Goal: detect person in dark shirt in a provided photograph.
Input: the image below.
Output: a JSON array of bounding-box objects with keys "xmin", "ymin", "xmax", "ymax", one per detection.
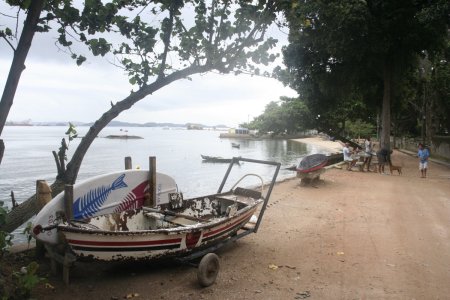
[
  {"xmin": 376, "ymin": 147, "xmax": 390, "ymax": 174},
  {"xmin": 417, "ymin": 143, "xmax": 430, "ymax": 178}
]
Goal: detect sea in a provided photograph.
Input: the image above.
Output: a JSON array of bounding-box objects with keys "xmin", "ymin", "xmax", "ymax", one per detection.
[{"xmin": 0, "ymin": 126, "xmax": 332, "ymax": 242}]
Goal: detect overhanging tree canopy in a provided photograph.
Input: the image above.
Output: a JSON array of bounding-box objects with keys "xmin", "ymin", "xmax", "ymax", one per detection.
[{"xmin": 277, "ymin": 0, "xmax": 449, "ymax": 148}]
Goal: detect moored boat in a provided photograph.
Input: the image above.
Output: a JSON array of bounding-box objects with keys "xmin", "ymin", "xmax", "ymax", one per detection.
[{"xmin": 201, "ymin": 154, "xmax": 234, "ymax": 163}]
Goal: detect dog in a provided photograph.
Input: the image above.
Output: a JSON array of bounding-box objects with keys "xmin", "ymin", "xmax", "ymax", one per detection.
[{"xmin": 389, "ymin": 163, "xmax": 402, "ymax": 175}]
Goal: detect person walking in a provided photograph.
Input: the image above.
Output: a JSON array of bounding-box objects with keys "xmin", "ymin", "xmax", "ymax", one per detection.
[
  {"xmin": 363, "ymin": 137, "xmax": 373, "ymax": 171},
  {"xmin": 417, "ymin": 143, "xmax": 430, "ymax": 178}
]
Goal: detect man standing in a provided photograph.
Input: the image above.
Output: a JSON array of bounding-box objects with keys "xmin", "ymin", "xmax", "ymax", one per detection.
[
  {"xmin": 376, "ymin": 147, "xmax": 390, "ymax": 174},
  {"xmin": 343, "ymin": 142, "xmax": 357, "ymax": 170},
  {"xmin": 363, "ymin": 137, "xmax": 373, "ymax": 171},
  {"xmin": 417, "ymin": 143, "xmax": 430, "ymax": 178}
]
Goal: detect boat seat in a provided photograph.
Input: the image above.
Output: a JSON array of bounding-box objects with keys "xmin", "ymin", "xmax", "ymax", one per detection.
[{"xmin": 233, "ymin": 187, "xmax": 261, "ymax": 199}]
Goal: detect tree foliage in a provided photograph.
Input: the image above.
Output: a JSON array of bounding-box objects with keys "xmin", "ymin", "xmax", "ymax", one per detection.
[
  {"xmin": 277, "ymin": 0, "xmax": 449, "ymax": 146},
  {"xmin": 248, "ymin": 96, "xmax": 313, "ymax": 135},
  {"xmin": 345, "ymin": 119, "xmax": 375, "ymax": 140}
]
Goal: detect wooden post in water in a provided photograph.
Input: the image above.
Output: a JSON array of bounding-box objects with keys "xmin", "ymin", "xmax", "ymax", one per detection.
[
  {"xmin": 125, "ymin": 156, "xmax": 132, "ymax": 170},
  {"xmin": 35, "ymin": 180, "xmax": 53, "ymax": 258},
  {"xmin": 36, "ymin": 180, "xmax": 52, "ymax": 209},
  {"xmin": 64, "ymin": 185, "xmax": 74, "ymax": 221},
  {"xmin": 10, "ymin": 191, "xmax": 17, "ymax": 208},
  {"xmin": 146, "ymin": 156, "xmax": 156, "ymax": 207}
]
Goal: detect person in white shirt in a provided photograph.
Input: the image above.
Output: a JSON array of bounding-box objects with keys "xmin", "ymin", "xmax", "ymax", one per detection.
[{"xmin": 343, "ymin": 142, "xmax": 357, "ymax": 170}]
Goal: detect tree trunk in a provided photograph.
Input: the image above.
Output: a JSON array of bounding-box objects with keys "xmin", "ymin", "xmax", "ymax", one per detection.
[
  {"xmin": 0, "ymin": 139, "xmax": 4, "ymax": 164},
  {"xmin": 425, "ymin": 87, "xmax": 434, "ymax": 147},
  {"xmin": 392, "ymin": 118, "xmax": 397, "ymax": 148},
  {"xmin": 0, "ymin": 0, "xmax": 45, "ymax": 168},
  {"xmin": 0, "ymin": 0, "xmax": 44, "ymax": 136},
  {"xmin": 380, "ymin": 63, "xmax": 391, "ymax": 150}
]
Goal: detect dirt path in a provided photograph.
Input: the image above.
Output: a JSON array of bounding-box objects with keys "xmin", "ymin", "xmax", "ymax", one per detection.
[{"xmin": 32, "ymin": 150, "xmax": 450, "ymax": 299}]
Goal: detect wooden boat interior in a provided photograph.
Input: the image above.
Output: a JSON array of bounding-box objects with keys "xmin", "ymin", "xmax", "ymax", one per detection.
[{"xmin": 69, "ymin": 187, "xmax": 263, "ymax": 233}]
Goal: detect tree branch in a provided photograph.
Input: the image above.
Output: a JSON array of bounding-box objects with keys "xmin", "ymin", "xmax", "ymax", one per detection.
[
  {"xmin": 52, "ymin": 150, "xmax": 61, "ymax": 175},
  {"xmin": 0, "ymin": 0, "xmax": 45, "ymax": 137},
  {"xmin": 0, "ymin": 139, "xmax": 4, "ymax": 165},
  {"xmin": 213, "ymin": 0, "xmax": 229, "ymax": 48},
  {"xmin": 157, "ymin": 2, "xmax": 175, "ymax": 79},
  {"xmin": 1, "ymin": 35, "xmax": 16, "ymax": 51}
]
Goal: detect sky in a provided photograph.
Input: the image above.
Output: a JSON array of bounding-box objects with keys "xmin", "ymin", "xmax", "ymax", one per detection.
[{"xmin": 0, "ymin": 3, "xmax": 298, "ymax": 128}]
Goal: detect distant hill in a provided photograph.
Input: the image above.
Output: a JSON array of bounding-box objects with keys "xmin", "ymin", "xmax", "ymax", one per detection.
[{"xmin": 7, "ymin": 120, "xmax": 230, "ymax": 129}]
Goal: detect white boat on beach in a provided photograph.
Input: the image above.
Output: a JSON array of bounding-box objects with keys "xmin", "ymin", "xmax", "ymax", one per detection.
[{"xmin": 32, "ymin": 157, "xmax": 280, "ymax": 285}]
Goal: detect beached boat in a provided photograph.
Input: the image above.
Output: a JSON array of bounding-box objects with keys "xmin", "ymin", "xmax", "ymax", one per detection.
[
  {"xmin": 201, "ymin": 154, "xmax": 233, "ymax": 163},
  {"xmin": 231, "ymin": 143, "xmax": 240, "ymax": 148},
  {"xmin": 57, "ymin": 190, "xmax": 260, "ymax": 262},
  {"xmin": 285, "ymin": 153, "xmax": 343, "ymax": 171},
  {"xmin": 32, "ymin": 157, "xmax": 280, "ymax": 285},
  {"xmin": 296, "ymin": 153, "xmax": 328, "ymax": 173}
]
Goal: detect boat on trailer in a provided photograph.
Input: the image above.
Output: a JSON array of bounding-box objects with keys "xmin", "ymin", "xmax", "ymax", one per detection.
[
  {"xmin": 58, "ymin": 187, "xmax": 263, "ymax": 262},
  {"xmin": 32, "ymin": 157, "xmax": 280, "ymax": 286}
]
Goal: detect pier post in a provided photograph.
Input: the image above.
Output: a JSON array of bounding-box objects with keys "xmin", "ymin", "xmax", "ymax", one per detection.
[
  {"xmin": 36, "ymin": 180, "xmax": 52, "ymax": 209},
  {"xmin": 146, "ymin": 156, "xmax": 156, "ymax": 207},
  {"xmin": 125, "ymin": 156, "xmax": 132, "ymax": 170},
  {"xmin": 35, "ymin": 180, "xmax": 52, "ymax": 258},
  {"xmin": 64, "ymin": 185, "xmax": 74, "ymax": 221}
]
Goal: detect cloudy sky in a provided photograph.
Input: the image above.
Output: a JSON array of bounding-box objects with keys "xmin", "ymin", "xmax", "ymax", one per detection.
[{"xmin": 0, "ymin": 3, "xmax": 298, "ymax": 128}]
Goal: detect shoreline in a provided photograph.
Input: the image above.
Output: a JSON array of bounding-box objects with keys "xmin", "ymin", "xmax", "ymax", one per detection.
[{"xmin": 291, "ymin": 135, "xmax": 344, "ymax": 153}]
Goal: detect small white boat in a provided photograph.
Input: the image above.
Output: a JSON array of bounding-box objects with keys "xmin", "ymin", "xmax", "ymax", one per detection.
[
  {"xmin": 33, "ymin": 157, "xmax": 280, "ymax": 270},
  {"xmin": 57, "ymin": 187, "xmax": 263, "ymax": 262}
]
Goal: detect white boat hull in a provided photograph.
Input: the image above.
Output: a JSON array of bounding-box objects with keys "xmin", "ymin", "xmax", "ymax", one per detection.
[{"xmin": 59, "ymin": 197, "xmax": 260, "ymax": 261}]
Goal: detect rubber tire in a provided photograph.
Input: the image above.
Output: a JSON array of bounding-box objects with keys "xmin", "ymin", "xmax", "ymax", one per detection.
[{"xmin": 197, "ymin": 253, "xmax": 220, "ymax": 287}]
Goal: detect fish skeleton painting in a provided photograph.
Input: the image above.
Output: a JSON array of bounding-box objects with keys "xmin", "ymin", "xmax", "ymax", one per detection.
[
  {"xmin": 114, "ymin": 181, "xmax": 149, "ymax": 213},
  {"xmin": 73, "ymin": 174, "xmax": 128, "ymax": 219}
]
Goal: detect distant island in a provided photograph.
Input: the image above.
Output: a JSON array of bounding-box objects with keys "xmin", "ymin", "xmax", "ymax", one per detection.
[{"xmin": 5, "ymin": 120, "xmax": 230, "ymax": 129}]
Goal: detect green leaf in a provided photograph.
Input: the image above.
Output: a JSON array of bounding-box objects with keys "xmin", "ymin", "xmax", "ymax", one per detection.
[{"xmin": 76, "ymin": 55, "xmax": 86, "ymax": 66}]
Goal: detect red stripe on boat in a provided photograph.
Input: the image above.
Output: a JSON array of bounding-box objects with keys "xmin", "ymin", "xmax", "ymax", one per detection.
[
  {"xmin": 66, "ymin": 238, "xmax": 182, "ymax": 247},
  {"xmin": 296, "ymin": 161, "xmax": 327, "ymax": 173},
  {"xmin": 203, "ymin": 211, "xmax": 253, "ymax": 238}
]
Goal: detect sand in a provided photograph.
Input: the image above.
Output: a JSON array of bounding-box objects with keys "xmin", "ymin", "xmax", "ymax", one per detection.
[
  {"xmin": 27, "ymin": 140, "xmax": 450, "ymax": 299},
  {"xmin": 292, "ymin": 136, "xmax": 345, "ymax": 153}
]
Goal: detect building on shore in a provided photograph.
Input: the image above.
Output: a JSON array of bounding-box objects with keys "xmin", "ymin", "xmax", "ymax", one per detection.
[{"xmin": 219, "ymin": 127, "xmax": 257, "ymax": 138}]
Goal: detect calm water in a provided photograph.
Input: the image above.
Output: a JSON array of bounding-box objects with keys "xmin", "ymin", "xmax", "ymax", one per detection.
[{"xmin": 1, "ymin": 126, "xmax": 332, "ymax": 241}]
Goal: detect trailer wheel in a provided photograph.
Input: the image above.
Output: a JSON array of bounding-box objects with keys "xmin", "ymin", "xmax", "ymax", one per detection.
[{"xmin": 197, "ymin": 253, "xmax": 220, "ymax": 287}]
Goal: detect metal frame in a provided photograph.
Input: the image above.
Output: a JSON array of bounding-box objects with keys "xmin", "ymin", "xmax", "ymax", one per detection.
[
  {"xmin": 178, "ymin": 157, "xmax": 280, "ymax": 263},
  {"xmin": 217, "ymin": 157, "xmax": 280, "ymax": 233}
]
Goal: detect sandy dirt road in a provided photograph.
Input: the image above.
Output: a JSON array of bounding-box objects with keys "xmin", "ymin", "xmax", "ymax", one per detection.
[{"xmin": 33, "ymin": 150, "xmax": 450, "ymax": 299}]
